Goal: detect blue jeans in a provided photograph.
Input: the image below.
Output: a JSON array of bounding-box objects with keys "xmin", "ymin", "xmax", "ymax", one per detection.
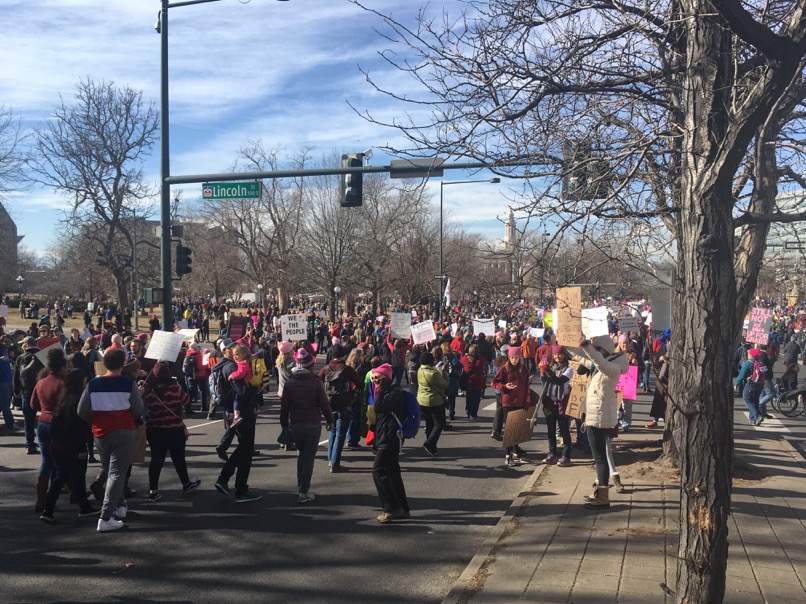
[
  {"xmin": 743, "ymin": 381, "xmax": 763, "ymax": 422},
  {"xmin": 759, "ymin": 379, "xmax": 775, "ymax": 412},
  {"xmin": 327, "ymin": 409, "xmax": 351, "ymax": 468},
  {"xmin": 37, "ymin": 422, "xmax": 54, "ymax": 478},
  {"xmin": 0, "ymin": 382, "xmax": 13, "ymax": 429},
  {"xmin": 346, "ymin": 399, "xmax": 362, "ymax": 447},
  {"xmin": 22, "ymin": 391, "xmax": 37, "ymax": 448}
]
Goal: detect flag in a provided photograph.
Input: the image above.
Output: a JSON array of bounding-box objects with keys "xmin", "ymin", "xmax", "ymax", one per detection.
[{"xmin": 444, "ymin": 278, "xmax": 451, "ymax": 308}]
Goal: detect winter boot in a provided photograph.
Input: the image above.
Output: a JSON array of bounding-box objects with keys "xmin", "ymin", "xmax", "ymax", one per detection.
[
  {"xmin": 582, "ymin": 482, "xmax": 599, "ymax": 503},
  {"xmin": 584, "ymin": 486, "xmax": 611, "ymax": 509},
  {"xmin": 612, "ymin": 473, "xmax": 625, "ymax": 493},
  {"xmin": 35, "ymin": 475, "xmax": 49, "ymax": 514}
]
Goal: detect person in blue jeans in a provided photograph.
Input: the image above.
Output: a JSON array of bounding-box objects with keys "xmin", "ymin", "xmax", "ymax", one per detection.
[
  {"xmin": 0, "ymin": 334, "xmax": 16, "ymax": 432},
  {"xmin": 319, "ymin": 344, "xmax": 362, "ymax": 473},
  {"xmin": 13, "ymin": 337, "xmax": 43, "ymax": 455},
  {"xmin": 735, "ymin": 347, "xmax": 765, "ymax": 426}
]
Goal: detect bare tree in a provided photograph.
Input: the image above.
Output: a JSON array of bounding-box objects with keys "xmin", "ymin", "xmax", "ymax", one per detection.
[
  {"xmin": 354, "ymin": 1, "xmax": 806, "ymax": 601},
  {"xmin": 27, "ymin": 79, "xmax": 158, "ymax": 311}
]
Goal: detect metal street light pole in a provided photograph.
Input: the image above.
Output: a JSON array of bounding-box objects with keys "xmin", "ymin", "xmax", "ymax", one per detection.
[
  {"xmin": 334, "ymin": 286, "xmax": 341, "ymax": 322},
  {"xmin": 438, "ymin": 177, "xmax": 501, "ymax": 324},
  {"xmin": 540, "ymin": 231, "xmax": 550, "ymax": 303}
]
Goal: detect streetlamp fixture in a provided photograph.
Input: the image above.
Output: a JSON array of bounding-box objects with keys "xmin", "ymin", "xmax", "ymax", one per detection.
[
  {"xmin": 438, "ymin": 177, "xmax": 501, "ymax": 323},
  {"xmin": 257, "ymin": 283, "xmax": 263, "ymax": 310},
  {"xmin": 16, "ymin": 274, "xmax": 23, "ymax": 296},
  {"xmin": 333, "ymin": 286, "xmax": 341, "ymax": 321},
  {"xmin": 156, "ymin": 0, "xmax": 289, "ymax": 330},
  {"xmin": 540, "ymin": 231, "xmax": 550, "ymax": 302}
]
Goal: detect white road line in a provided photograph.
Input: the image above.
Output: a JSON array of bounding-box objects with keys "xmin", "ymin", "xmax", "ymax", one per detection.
[
  {"xmin": 186, "ymin": 420, "xmax": 221, "ymax": 430},
  {"xmin": 743, "ymin": 412, "xmax": 790, "ymax": 433},
  {"xmin": 483, "ymin": 402, "xmax": 497, "ymax": 411}
]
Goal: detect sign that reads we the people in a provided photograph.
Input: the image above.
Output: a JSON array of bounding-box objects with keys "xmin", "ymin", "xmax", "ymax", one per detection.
[
  {"xmin": 280, "ymin": 314, "xmax": 308, "ymax": 342},
  {"xmin": 746, "ymin": 306, "xmax": 773, "ymax": 345}
]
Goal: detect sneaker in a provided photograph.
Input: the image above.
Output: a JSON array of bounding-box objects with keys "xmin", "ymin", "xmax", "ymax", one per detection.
[
  {"xmin": 147, "ymin": 491, "xmax": 162, "ymax": 503},
  {"xmin": 26, "ymin": 446, "xmax": 39, "ymax": 455},
  {"xmin": 423, "ymin": 444, "xmax": 438, "ymax": 458},
  {"xmin": 115, "ymin": 506, "xmax": 127, "ymax": 519},
  {"xmin": 183, "ymin": 478, "xmax": 202, "ymax": 493},
  {"xmin": 347, "ymin": 444, "xmax": 362, "ymax": 451},
  {"xmin": 753, "ymin": 417, "xmax": 764, "ymax": 426},
  {"xmin": 235, "ymin": 490, "xmax": 262, "ymax": 503},
  {"xmin": 87, "ymin": 455, "xmax": 99, "ymax": 464},
  {"xmin": 557, "ymin": 457, "xmax": 572, "ymax": 467},
  {"xmin": 206, "ymin": 414, "xmax": 219, "ymax": 420},
  {"xmin": 40, "ymin": 512, "xmax": 56, "ymax": 524},
  {"xmin": 543, "ymin": 453, "xmax": 558, "ymax": 465},
  {"xmin": 505, "ymin": 454, "xmax": 516, "ymax": 467},
  {"xmin": 97, "ymin": 517, "xmax": 125, "ymax": 532},
  {"xmin": 78, "ymin": 506, "xmax": 101, "ymax": 517},
  {"xmin": 296, "ymin": 492, "xmax": 316, "ymax": 504},
  {"xmin": 329, "ymin": 465, "xmax": 348, "ymax": 473},
  {"xmin": 646, "ymin": 420, "xmax": 658, "ymax": 428},
  {"xmin": 490, "ymin": 431, "xmax": 503, "ymax": 441},
  {"xmin": 214, "ymin": 479, "xmax": 231, "ymax": 496},
  {"xmin": 763, "ymin": 413, "xmax": 774, "ymax": 419},
  {"xmin": 229, "ymin": 416, "xmax": 243, "ymax": 429},
  {"xmin": 215, "ymin": 445, "xmax": 229, "ymax": 461}
]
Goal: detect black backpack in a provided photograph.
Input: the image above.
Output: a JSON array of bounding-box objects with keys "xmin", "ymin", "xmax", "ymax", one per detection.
[
  {"xmin": 325, "ymin": 366, "xmax": 353, "ymax": 410},
  {"xmin": 19, "ymin": 354, "xmax": 44, "ymax": 392},
  {"xmin": 182, "ymin": 353, "xmax": 196, "ymax": 379},
  {"xmin": 212, "ymin": 365, "xmax": 235, "ymax": 409}
]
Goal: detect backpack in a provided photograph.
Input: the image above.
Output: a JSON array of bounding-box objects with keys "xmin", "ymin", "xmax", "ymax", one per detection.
[
  {"xmin": 394, "ymin": 390, "xmax": 421, "ymax": 440},
  {"xmin": 20, "ymin": 354, "xmax": 44, "ymax": 392},
  {"xmin": 325, "ymin": 365, "xmax": 353, "ymax": 410},
  {"xmin": 750, "ymin": 360, "xmax": 767, "ymax": 383},
  {"xmin": 212, "ymin": 365, "xmax": 235, "ymax": 409},
  {"xmin": 250, "ymin": 357, "xmax": 268, "ymax": 389},
  {"xmin": 182, "ymin": 353, "xmax": 197, "ymax": 379}
]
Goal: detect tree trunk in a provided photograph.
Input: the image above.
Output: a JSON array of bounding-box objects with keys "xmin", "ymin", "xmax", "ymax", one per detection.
[
  {"xmin": 674, "ymin": 7, "xmax": 736, "ymax": 601},
  {"xmin": 116, "ymin": 275, "xmax": 130, "ymax": 315}
]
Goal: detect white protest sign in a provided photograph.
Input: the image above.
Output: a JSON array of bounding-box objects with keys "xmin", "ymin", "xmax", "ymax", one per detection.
[
  {"xmin": 411, "ymin": 309, "xmax": 418, "ymax": 318},
  {"xmin": 472, "ymin": 318, "xmax": 495, "ymax": 337},
  {"xmin": 176, "ymin": 329, "xmax": 199, "ymax": 342},
  {"xmin": 87, "ymin": 302, "xmax": 95, "ymax": 311},
  {"xmin": 410, "ymin": 321, "xmax": 437, "ymax": 345},
  {"xmin": 0, "ymin": 305, "xmax": 7, "ymax": 319},
  {"xmin": 34, "ymin": 342, "xmax": 63, "ymax": 366},
  {"xmin": 176, "ymin": 320, "xmax": 189, "ymax": 330},
  {"xmin": 451, "ymin": 322, "xmax": 458, "ymax": 336},
  {"xmin": 144, "ymin": 330, "xmax": 186, "ymax": 362},
  {"xmin": 498, "ymin": 319, "xmax": 507, "ymax": 329},
  {"xmin": 581, "ymin": 306, "xmax": 609, "ymax": 338},
  {"xmin": 280, "ymin": 314, "xmax": 308, "ymax": 341},
  {"xmin": 391, "ymin": 313, "xmax": 411, "ymax": 339},
  {"xmin": 530, "ymin": 327, "xmax": 544, "ymax": 338},
  {"xmin": 618, "ymin": 315, "xmax": 640, "ymax": 333}
]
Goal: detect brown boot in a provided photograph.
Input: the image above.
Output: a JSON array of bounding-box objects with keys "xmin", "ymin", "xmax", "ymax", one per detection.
[
  {"xmin": 584, "ymin": 486, "xmax": 611, "ymax": 509},
  {"xmin": 35, "ymin": 475, "xmax": 49, "ymax": 514},
  {"xmin": 582, "ymin": 482, "xmax": 599, "ymax": 503}
]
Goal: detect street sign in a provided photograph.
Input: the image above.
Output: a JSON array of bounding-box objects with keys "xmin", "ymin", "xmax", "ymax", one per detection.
[
  {"xmin": 390, "ymin": 158, "xmax": 445, "ymax": 179},
  {"xmin": 784, "ymin": 241, "xmax": 805, "ymax": 250},
  {"xmin": 202, "ymin": 181, "xmax": 261, "ymax": 200},
  {"xmin": 434, "ymin": 274, "xmax": 448, "ymax": 279}
]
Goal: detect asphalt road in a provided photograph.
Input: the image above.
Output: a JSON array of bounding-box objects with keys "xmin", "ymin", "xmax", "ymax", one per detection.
[{"xmin": 0, "ymin": 374, "xmax": 538, "ymax": 604}]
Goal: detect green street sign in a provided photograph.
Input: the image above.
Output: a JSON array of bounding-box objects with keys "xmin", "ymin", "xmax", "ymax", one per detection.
[{"xmin": 202, "ymin": 181, "xmax": 261, "ymax": 200}]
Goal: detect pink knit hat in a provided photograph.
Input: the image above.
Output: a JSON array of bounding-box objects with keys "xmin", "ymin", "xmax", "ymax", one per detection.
[
  {"xmin": 277, "ymin": 340, "xmax": 293, "ymax": 354},
  {"xmin": 371, "ymin": 363, "xmax": 393, "ymax": 380},
  {"xmin": 294, "ymin": 348, "xmax": 315, "ymax": 368}
]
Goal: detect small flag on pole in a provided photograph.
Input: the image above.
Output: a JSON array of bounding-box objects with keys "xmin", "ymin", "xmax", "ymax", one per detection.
[{"xmin": 444, "ymin": 278, "xmax": 451, "ymax": 308}]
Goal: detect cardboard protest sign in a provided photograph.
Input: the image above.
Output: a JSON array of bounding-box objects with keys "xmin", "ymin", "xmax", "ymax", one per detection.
[
  {"xmin": 34, "ymin": 342, "xmax": 63, "ymax": 366},
  {"xmin": 746, "ymin": 306, "xmax": 773, "ymax": 345},
  {"xmin": 617, "ymin": 315, "xmax": 640, "ymax": 333},
  {"xmin": 565, "ymin": 360, "xmax": 589, "ymax": 419},
  {"xmin": 556, "ymin": 287, "xmax": 582, "ymax": 347},
  {"xmin": 472, "ymin": 318, "xmax": 495, "ymax": 337},
  {"xmin": 144, "ymin": 330, "xmax": 185, "ymax": 362},
  {"xmin": 95, "ymin": 361, "xmax": 107, "ymax": 376},
  {"xmin": 616, "ymin": 366, "xmax": 639, "ymax": 400},
  {"xmin": 390, "ymin": 313, "xmax": 411, "ymax": 339},
  {"xmin": 410, "ymin": 321, "xmax": 437, "ymax": 345},
  {"xmin": 503, "ymin": 406, "xmax": 537, "ymax": 448},
  {"xmin": 0, "ymin": 304, "xmax": 8, "ymax": 319},
  {"xmin": 280, "ymin": 314, "xmax": 307, "ymax": 341}
]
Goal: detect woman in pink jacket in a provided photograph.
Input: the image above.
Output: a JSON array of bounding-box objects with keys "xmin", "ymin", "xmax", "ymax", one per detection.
[{"xmin": 490, "ymin": 347, "xmax": 532, "ymax": 466}]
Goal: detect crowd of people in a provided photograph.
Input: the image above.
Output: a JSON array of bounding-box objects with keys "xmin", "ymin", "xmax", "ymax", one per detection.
[{"xmin": 3, "ymin": 293, "xmax": 800, "ymax": 530}]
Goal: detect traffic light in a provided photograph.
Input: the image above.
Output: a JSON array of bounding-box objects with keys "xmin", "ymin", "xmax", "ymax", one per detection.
[
  {"xmin": 340, "ymin": 153, "xmax": 364, "ymax": 207},
  {"xmin": 176, "ymin": 245, "xmax": 193, "ymax": 276},
  {"xmin": 561, "ymin": 140, "xmax": 610, "ymax": 201}
]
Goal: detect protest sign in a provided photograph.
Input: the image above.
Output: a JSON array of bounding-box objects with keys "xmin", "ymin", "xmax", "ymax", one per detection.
[
  {"xmin": 746, "ymin": 306, "xmax": 773, "ymax": 345},
  {"xmin": 530, "ymin": 327, "xmax": 544, "ymax": 338},
  {"xmin": 280, "ymin": 314, "xmax": 307, "ymax": 341},
  {"xmin": 556, "ymin": 287, "xmax": 582, "ymax": 347},
  {"xmin": 176, "ymin": 320, "xmax": 188, "ymax": 330},
  {"xmin": 616, "ymin": 366, "xmax": 639, "ymax": 400},
  {"xmin": 34, "ymin": 342, "xmax": 62, "ymax": 366},
  {"xmin": 472, "ymin": 318, "xmax": 495, "ymax": 337},
  {"xmin": 581, "ymin": 306, "xmax": 609, "ymax": 338},
  {"xmin": 543, "ymin": 311, "xmax": 554, "ymax": 329},
  {"xmin": 410, "ymin": 321, "xmax": 437, "ymax": 345},
  {"xmin": 498, "ymin": 319, "xmax": 507, "ymax": 329},
  {"xmin": 87, "ymin": 302, "xmax": 95, "ymax": 311},
  {"xmin": 502, "ymin": 406, "xmax": 537, "ymax": 449},
  {"xmin": 451, "ymin": 322, "xmax": 459, "ymax": 336},
  {"xmin": 0, "ymin": 305, "xmax": 7, "ymax": 319},
  {"xmin": 176, "ymin": 329, "xmax": 199, "ymax": 343},
  {"xmin": 390, "ymin": 313, "xmax": 412, "ymax": 339},
  {"xmin": 94, "ymin": 361, "xmax": 107, "ymax": 376},
  {"xmin": 144, "ymin": 330, "xmax": 185, "ymax": 362},
  {"xmin": 617, "ymin": 315, "xmax": 640, "ymax": 333},
  {"xmin": 565, "ymin": 360, "xmax": 588, "ymax": 419}
]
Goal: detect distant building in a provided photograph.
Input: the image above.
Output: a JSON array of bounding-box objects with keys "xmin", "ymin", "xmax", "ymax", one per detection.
[{"xmin": 0, "ymin": 202, "xmax": 23, "ymax": 293}]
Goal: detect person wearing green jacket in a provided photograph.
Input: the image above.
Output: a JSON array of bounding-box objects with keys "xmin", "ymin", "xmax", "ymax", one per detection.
[{"xmin": 416, "ymin": 351, "xmax": 449, "ymax": 457}]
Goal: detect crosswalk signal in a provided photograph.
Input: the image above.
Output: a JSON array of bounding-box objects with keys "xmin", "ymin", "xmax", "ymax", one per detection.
[
  {"xmin": 340, "ymin": 153, "xmax": 364, "ymax": 207},
  {"xmin": 176, "ymin": 245, "xmax": 193, "ymax": 276}
]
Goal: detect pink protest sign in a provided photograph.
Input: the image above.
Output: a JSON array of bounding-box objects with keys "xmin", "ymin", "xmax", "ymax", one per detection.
[
  {"xmin": 746, "ymin": 307, "xmax": 773, "ymax": 345},
  {"xmin": 616, "ymin": 366, "xmax": 638, "ymax": 400}
]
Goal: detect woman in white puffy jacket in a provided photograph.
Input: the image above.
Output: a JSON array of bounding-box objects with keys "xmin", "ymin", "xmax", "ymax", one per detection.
[{"xmin": 574, "ymin": 333, "xmax": 628, "ymax": 509}]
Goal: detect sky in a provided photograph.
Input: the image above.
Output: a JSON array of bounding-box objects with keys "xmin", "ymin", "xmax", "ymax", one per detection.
[{"xmin": 0, "ymin": 0, "xmax": 512, "ymax": 255}]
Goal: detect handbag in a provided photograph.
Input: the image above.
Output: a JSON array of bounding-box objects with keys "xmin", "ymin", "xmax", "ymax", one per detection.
[{"xmin": 277, "ymin": 427, "xmax": 293, "ymax": 446}]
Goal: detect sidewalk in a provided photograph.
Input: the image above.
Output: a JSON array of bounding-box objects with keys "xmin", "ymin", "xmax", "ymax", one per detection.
[{"xmin": 443, "ymin": 400, "xmax": 806, "ymax": 604}]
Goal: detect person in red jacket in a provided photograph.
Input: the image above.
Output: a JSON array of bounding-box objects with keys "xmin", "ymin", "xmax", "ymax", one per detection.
[
  {"xmin": 491, "ymin": 346, "xmax": 532, "ymax": 466},
  {"xmin": 460, "ymin": 345, "xmax": 487, "ymax": 419},
  {"xmin": 185, "ymin": 342, "xmax": 211, "ymax": 417}
]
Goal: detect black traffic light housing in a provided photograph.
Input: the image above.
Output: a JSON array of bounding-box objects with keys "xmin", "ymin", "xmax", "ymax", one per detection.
[
  {"xmin": 176, "ymin": 245, "xmax": 193, "ymax": 276},
  {"xmin": 340, "ymin": 153, "xmax": 364, "ymax": 207}
]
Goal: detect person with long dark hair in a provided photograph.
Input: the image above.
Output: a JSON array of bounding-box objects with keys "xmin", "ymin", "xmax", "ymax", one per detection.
[
  {"xmin": 142, "ymin": 362, "xmax": 200, "ymax": 502},
  {"xmin": 40, "ymin": 369, "xmax": 99, "ymax": 522},
  {"xmin": 491, "ymin": 346, "xmax": 532, "ymax": 466}
]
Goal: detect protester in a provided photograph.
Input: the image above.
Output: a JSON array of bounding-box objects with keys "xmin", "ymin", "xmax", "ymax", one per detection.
[
  {"xmin": 539, "ymin": 346, "xmax": 574, "ymax": 467},
  {"xmin": 416, "ymin": 351, "xmax": 449, "ymax": 457},
  {"xmin": 319, "ymin": 344, "xmax": 361, "ymax": 473},
  {"xmin": 491, "ymin": 346, "xmax": 532, "ymax": 466}
]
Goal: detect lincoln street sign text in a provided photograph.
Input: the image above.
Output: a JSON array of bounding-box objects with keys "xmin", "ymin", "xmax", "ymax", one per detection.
[{"xmin": 202, "ymin": 181, "xmax": 261, "ymax": 200}]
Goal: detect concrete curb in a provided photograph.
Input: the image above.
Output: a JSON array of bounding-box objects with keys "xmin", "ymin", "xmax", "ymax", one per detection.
[{"xmin": 441, "ymin": 462, "xmax": 549, "ymax": 604}]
